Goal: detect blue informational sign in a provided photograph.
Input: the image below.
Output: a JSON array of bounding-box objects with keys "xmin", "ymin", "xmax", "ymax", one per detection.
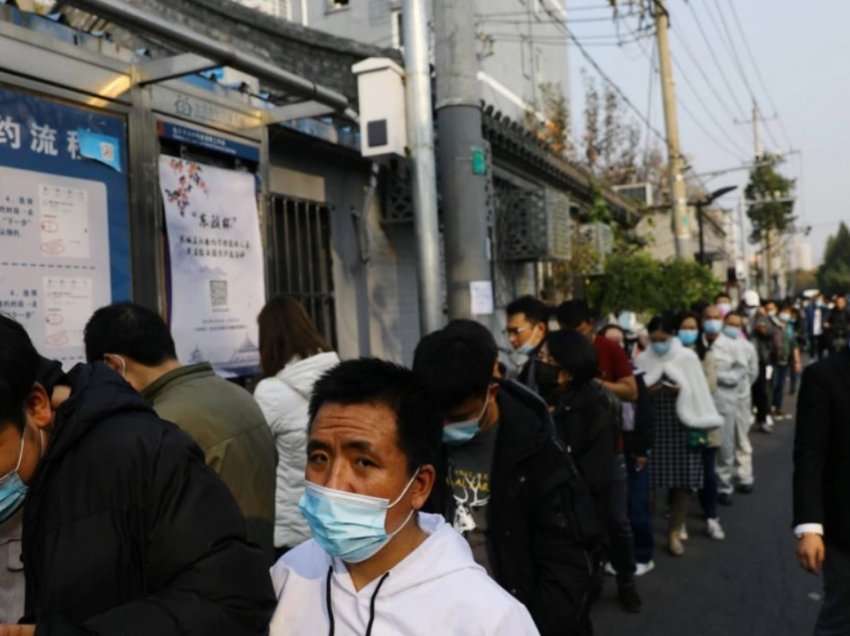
[
  {"xmin": 157, "ymin": 120, "xmax": 260, "ymax": 162},
  {"xmin": 0, "ymin": 85, "xmax": 131, "ymax": 363}
]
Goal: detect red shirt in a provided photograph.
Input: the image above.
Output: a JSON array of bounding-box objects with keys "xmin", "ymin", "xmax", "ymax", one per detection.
[{"xmin": 593, "ymin": 335, "xmax": 633, "ymax": 382}]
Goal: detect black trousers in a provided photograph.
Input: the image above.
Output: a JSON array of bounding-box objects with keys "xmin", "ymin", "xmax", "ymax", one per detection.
[
  {"xmin": 752, "ymin": 364, "xmax": 770, "ymax": 424},
  {"xmin": 607, "ymin": 454, "xmax": 637, "ymax": 581},
  {"xmin": 816, "ymin": 544, "xmax": 850, "ymax": 635}
]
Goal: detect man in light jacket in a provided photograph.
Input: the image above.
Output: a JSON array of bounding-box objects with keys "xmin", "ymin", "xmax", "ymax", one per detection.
[
  {"xmin": 84, "ymin": 303, "xmax": 276, "ymax": 561},
  {"xmin": 269, "ymin": 358, "xmax": 538, "ymax": 635},
  {"xmin": 712, "ymin": 311, "xmax": 759, "ymax": 505}
]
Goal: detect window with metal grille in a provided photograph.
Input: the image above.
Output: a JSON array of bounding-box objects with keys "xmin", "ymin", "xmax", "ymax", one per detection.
[{"xmin": 268, "ymin": 194, "xmax": 337, "ymax": 348}]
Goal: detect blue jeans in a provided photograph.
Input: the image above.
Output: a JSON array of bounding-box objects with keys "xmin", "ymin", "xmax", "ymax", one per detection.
[
  {"xmin": 772, "ymin": 364, "xmax": 789, "ymax": 412},
  {"xmin": 699, "ymin": 447, "xmax": 718, "ymax": 519},
  {"xmin": 626, "ymin": 458, "xmax": 654, "ymax": 564}
]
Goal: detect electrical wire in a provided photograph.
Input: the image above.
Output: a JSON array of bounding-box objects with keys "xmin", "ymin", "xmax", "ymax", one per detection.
[
  {"xmin": 670, "ymin": 27, "xmax": 739, "ymax": 123},
  {"xmin": 725, "ymin": 0, "xmax": 795, "ymax": 151}
]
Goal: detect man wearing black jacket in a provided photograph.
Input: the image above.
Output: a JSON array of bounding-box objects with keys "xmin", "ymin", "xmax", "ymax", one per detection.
[
  {"xmin": 413, "ymin": 320, "xmax": 598, "ymax": 636},
  {"xmin": 0, "ymin": 315, "xmax": 275, "ymax": 634},
  {"xmin": 794, "ymin": 344, "xmax": 850, "ymax": 635}
]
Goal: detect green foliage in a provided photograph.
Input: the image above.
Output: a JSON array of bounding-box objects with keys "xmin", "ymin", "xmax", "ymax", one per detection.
[
  {"xmin": 745, "ymin": 153, "xmax": 796, "ymax": 244},
  {"xmin": 817, "ymin": 222, "xmax": 850, "ymax": 295},
  {"xmin": 588, "ymin": 252, "xmax": 722, "ymax": 316}
]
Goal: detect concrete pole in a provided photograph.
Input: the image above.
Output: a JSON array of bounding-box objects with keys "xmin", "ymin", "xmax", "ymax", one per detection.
[
  {"xmin": 752, "ymin": 99, "xmax": 763, "ymax": 159},
  {"xmin": 403, "ymin": 0, "xmax": 444, "ymax": 335},
  {"xmin": 434, "ymin": 0, "xmax": 494, "ymax": 320},
  {"xmin": 654, "ymin": 0, "xmax": 691, "ymax": 259}
]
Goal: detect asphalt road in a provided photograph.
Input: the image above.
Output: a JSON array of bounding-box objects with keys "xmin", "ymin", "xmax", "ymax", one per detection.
[{"xmin": 593, "ymin": 394, "xmax": 822, "ymax": 636}]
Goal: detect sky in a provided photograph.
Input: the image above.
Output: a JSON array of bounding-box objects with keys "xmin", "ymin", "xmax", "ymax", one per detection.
[{"xmin": 565, "ymin": 0, "xmax": 848, "ymax": 266}]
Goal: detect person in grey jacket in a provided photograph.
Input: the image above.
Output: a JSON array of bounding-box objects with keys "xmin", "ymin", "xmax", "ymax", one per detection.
[{"xmin": 254, "ymin": 296, "xmax": 340, "ymax": 557}]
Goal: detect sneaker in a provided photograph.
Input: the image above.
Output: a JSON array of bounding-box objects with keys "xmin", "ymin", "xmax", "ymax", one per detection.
[
  {"xmin": 718, "ymin": 492, "xmax": 733, "ymax": 506},
  {"xmin": 678, "ymin": 524, "xmax": 689, "ymax": 541},
  {"xmin": 635, "ymin": 561, "xmax": 656, "ymax": 577},
  {"xmin": 736, "ymin": 483, "xmax": 754, "ymax": 495},
  {"xmin": 603, "ymin": 562, "xmax": 617, "ymax": 577},
  {"xmin": 766, "ymin": 414, "xmax": 775, "ymax": 427},
  {"xmin": 706, "ymin": 518, "xmax": 726, "ymax": 540},
  {"xmin": 668, "ymin": 532, "xmax": 685, "ymax": 557},
  {"xmin": 617, "ymin": 580, "xmax": 642, "ymax": 613}
]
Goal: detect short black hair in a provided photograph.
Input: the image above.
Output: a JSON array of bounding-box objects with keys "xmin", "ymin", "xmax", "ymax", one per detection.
[
  {"xmin": 546, "ymin": 330, "xmax": 599, "ymax": 387},
  {"xmin": 308, "ymin": 358, "xmax": 441, "ymax": 475},
  {"xmin": 556, "ymin": 299, "xmax": 593, "ymax": 330},
  {"xmin": 0, "ymin": 315, "xmax": 40, "ymax": 429},
  {"xmin": 506, "ymin": 296, "xmax": 550, "ymax": 324},
  {"xmin": 412, "ymin": 320, "xmax": 497, "ymax": 413},
  {"xmin": 84, "ymin": 302, "xmax": 177, "ymax": 366},
  {"xmin": 647, "ymin": 312, "xmax": 678, "ymax": 335}
]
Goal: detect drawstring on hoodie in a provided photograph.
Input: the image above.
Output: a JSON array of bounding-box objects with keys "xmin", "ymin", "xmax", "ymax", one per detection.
[{"xmin": 325, "ymin": 566, "xmax": 390, "ymax": 636}]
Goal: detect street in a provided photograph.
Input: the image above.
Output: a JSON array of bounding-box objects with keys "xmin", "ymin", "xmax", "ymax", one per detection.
[{"xmin": 594, "ymin": 395, "xmax": 822, "ymax": 636}]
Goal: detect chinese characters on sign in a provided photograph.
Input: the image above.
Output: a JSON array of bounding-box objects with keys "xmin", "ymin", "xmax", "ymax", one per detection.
[
  {"xmin": 0, "ymin": 87, "xmax": 130, "ymax": 365},
  {"xmin": 158, "ymin": 155, "xmax": 265, "ymax": 376}
]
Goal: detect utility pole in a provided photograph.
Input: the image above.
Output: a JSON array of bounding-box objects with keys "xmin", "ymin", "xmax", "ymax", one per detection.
[
  {"xmin": 403, "ymin": 0, "xmax": 444, "ymax": 335},
  {"xmin": 654, "ymin": 0, "xmax": 691, "ymax": 259},
  {"xmin": 434, "ymin": 0, "xmax": 494, "ymax": 321}
]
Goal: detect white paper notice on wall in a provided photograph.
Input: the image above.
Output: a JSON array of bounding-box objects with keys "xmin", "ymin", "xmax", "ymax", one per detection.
[
  {"xmin": 470, "ymin": 280, "xmax": 494, "ymax": 316},
  {"xmin": 39, "ymin": 184, "xmax": 90, "ymax": 259}
]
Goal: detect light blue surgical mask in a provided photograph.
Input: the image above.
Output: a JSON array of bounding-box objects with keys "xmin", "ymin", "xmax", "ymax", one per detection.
[
  {"xmin": 723, "ymin": 326, "xmax": 741, "ymax": 340},
  {"xmin": 0, "ymin": 434, "xmax": 28, "ymax": 524},
  {"xmin": 442, "ymin": 397, "xmax": 490, "ymax": 445},
  {"xmin": 677, "ymin": 329, "xmax": 699, "ymax": 347},
  {"xmin": 703, "ymin": 319, "xmax": 723, "ymax": 335},
  {"xmin": 516, "ymin": 339, "xmax": 539, "ymax": 356},
  {"xmin": 298, "ymin": 470, "xmax": 419, "ymax": 563},
  {"xmin": 651, "ymin": 340, "xmax": 672, "ymax": 356}
]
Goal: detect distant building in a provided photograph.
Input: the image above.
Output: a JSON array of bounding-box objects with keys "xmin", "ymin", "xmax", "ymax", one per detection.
[
  {"xmin": 788, "ymin": 236, "xmax": 814, "ymax": 271},
  {"xmin": 233, "ymin": 0, "xmax": 292, "ymax": 18}
]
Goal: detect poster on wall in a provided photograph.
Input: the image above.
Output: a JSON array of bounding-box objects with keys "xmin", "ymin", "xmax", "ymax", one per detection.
[
  {"xmin": 0, "ymin": 86, "xmax": 131, "ymax": 365},
  {"xmin": 158, "ymin": 155, "xmax": 265, "ymax": 376}
]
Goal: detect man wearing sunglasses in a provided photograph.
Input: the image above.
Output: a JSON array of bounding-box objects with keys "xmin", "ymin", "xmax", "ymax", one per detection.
[{"xmin": 414, "ymin": 320, "xmax": 599, "ymax": 636}]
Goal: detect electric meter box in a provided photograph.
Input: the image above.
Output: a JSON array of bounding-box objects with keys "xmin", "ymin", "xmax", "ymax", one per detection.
[{"xmin": 352, "ymin": 58, "xmax": 407, "ymax": 158}]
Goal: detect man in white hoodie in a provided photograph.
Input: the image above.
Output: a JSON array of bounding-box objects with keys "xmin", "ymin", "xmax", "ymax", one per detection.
[{"xmin": 269, "ymin": 358, "xmax": 538, "ymax": 636}]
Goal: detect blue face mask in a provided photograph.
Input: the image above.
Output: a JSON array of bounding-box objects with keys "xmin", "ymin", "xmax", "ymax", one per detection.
[
  {"xmin": 0, "ymin": 434, "xmax": 28, "ymax": 524},
  {"xmin": 723, "ymin": 326, "xmax": 741, "ymax": 340},
  {"xmin": 298, "ymin": 470, "xmax": 419, "ymax": 564},
  {"xmin": 442, "ymin": 397, "xmax": 490, "ymax": 445},
  {"xmin": 703, "ymin": 319, "xmax": 723, "ymax": 335},
  {"xmin": 651, "ymin": 340, "xmax": 672, "ymax": 356},
  {"xmin": 677, "ymin": 329, "xmax": 699, "ymax": 347}
]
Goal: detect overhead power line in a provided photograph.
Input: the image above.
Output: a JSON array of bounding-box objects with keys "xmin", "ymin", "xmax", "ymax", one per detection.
[
  {"xmin": 724, "ymin": 0, "xmax": 794, "ymax": 150},
  {"xmin": 670, "ymin": 27, "xmax": 739, "ymax": 123},
  {"xmin": 683, "ymin": 1, "xmax": 748, "ymax": 120}
]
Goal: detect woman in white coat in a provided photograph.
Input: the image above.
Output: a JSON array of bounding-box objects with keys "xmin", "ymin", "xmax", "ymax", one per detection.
[{"xmin": 254, "ymin": 296, "xmax": 340, "ymax": 557}]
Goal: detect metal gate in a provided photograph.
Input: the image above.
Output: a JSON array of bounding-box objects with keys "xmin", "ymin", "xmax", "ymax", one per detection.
[{"xmin": 268, "ymin": 194, "xmax": 337, "ymax": 348}]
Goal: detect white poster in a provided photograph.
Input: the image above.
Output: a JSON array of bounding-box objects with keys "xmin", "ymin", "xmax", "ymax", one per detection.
[
  {"xmin": 158, "ymin": 156, "xmax": 265, "ymax": 376},
  {"xmin": 0, "ymin": 167, "xmax": 111, "ymax": 365}
]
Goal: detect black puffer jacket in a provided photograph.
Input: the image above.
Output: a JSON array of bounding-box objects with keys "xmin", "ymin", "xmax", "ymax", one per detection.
[
  {"xmin": 22, "ymin": 363, "xmax": 276, "ymax": 635},
  {"xmin": 427, "ymin": 380, "xmax": 597, "ymax": 636}
]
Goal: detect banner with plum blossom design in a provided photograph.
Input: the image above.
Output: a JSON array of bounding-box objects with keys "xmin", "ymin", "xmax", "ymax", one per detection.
[{"xmin": 159, "ymin": 155, "xmax": 265, "ymax": 376}]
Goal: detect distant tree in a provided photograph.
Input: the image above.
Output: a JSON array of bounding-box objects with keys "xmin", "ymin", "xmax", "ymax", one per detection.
[
  {"xmin": 745, "ymin": 153, "xmax": 796, "ymax": 292},
  {"xmin": 817, "ymin": 222, "xmax": 850, "ymax": 295},
  {"xmin": 524, "ymin": 82, "xmax": 573, "ymax": 158}
]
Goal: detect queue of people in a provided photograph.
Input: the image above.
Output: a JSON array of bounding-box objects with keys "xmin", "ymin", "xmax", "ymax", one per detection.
[{"xmin": 0, "ymin": 288, "xmax": 846, "ymax": 635}]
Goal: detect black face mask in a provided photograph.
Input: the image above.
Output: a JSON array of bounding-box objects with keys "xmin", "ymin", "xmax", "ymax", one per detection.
[{"xmin": 535, "ymin": 361, "xmax": 563, "ymax": 405}]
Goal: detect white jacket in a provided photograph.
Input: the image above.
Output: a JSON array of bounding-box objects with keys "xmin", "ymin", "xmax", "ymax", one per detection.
[
  {"xmin": 254, "ymin": 352, "xmax": 340, "ymax": 548},
  {"xmin": 636, "ymin": 338, "xmax": 723, "ymax": 430},
  {"xmin": 269, "ymin": 513, "xmax": 539, "ymax": 636}
]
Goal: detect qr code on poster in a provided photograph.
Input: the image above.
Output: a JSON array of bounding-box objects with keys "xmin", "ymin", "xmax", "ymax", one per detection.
[{"xmin": 209, "ymin": 280, "xmax": 228, "ymax": 307}]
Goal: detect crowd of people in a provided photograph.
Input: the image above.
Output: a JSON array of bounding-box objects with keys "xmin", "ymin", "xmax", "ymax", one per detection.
[{"xmin": 0, "ymin": 288, "xmax": 848, "ymax": 635}]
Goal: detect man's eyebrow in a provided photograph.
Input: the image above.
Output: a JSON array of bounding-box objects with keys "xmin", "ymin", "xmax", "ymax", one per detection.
[
  {"xmin": 342, "ymin": 440, "xmax": 375, "ymax": 454},
  {"xmin": 307, "ymin": 439, "xmax": 332, "ymax": 454}
]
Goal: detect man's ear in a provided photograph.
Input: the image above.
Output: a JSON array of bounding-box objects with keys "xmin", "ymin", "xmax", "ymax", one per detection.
[
  {"xmin": 26, "ymin": 383, "xmax": 54, "ymax": 431},
  {"xmin": 102, "ymin": 353, "xmax": 124, "ymax": 375},
  {"xmin": 411, "ymin": 465, "xmax": 436, "ymax": 510}
]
